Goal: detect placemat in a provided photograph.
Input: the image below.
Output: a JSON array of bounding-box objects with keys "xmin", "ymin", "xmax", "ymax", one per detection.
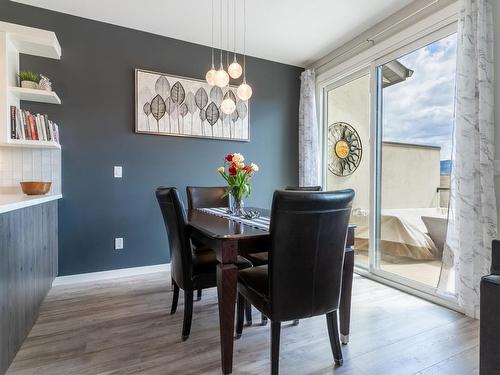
[{"xmin": 198, "ymin": 207, "xmax": 270, "ymax": 231}]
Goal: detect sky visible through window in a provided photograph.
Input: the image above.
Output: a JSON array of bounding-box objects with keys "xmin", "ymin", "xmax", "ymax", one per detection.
[{"xmin": 382, "ymin": 33, "xmax": 457, "ymax": 162}]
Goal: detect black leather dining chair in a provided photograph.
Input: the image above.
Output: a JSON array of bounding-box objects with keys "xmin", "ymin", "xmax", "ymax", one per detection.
[
  {"xmin": 156, "ymin": 187, "xmax": 252, "ymax": 341},
  {"xmin": 186, "ymin": 186, "xmax": 230, "ymax": 300},
  {"xmin": 235, "ymin": 189, "xmax": 354, "ymax": 374},
  {"xmin": 245, "ymin": 185, "xmax": 322, "ymax": 267},
  {"xmin": 185, "ymin": 185, "xmax": 254, "ymax": 325},
  {"xmin": 244, "ymin": 185, "xmax": 324, "ymax": 326},
  {"xmin": 186, "ymin": 186, "xmax": 230, "ymax": 210},
  {"xmin": 480, "ymin": 239, "xmax": 500, "ymax": 374}
]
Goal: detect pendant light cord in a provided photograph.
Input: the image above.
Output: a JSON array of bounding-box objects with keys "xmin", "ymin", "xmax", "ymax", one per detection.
[
  {"xmin": 211, "ymin": 0, "xmax": 214, "ymax": 67},
  {"xmin": 226, "ymin": 0, "xmax": 229, "ymax": 69},
  {"xmin": 219, "ymin": 0, "xmax": 223, "ymax": 68},
  {"xmin": 243, "ymin": 0, "xmax": 246, "ymax": 79},
  {"xmin": 233, "ymin": 0, "xmax": 237, "ymax": 59}
]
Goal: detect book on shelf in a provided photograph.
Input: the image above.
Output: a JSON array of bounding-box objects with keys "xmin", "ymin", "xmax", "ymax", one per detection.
[{"xmin": 10, "ymin": 105, "xmax": 60, "ymax": 144}]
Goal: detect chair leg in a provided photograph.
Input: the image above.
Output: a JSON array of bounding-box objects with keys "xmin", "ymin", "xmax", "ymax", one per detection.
[
  {"xmin": 271, "ymin": 321, "xmax": 281, "ymax": 375},
  {"xmin": 326, "ymin": 311, "xmax": 343, "ymax": 366},
  {"xmin": 245, "ymin": 300, "xmax": 253, "ymax": 326},
  {"xmin": 197, "ymin": 289, "xmax": 202, "ymax": 301},
  {"xmin": 182, "ymin": 290, "xmax": 194, "ymax": 341},
  {"xmin": 171, "ymin": 277, "xmax": 175, "ymax": 291},
  {"xmin": 236, "ymin": 293, "xmax": 245, "ymax": 339},
  {"xmin": 292, "ymin": 320, "xmax": 299, "ymax": 326},
  {"xmin": 261, "ymin": 314, "xmax": 268, "ymax": 326},
  {"xmin": 171, "ymin": 281, "xmax": 179, "ymax": 315}
]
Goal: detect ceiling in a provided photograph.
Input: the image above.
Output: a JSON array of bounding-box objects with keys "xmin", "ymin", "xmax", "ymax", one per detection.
[{"xmin": 12, "ymin": 0, "xmax": 414, "ymax": 67}]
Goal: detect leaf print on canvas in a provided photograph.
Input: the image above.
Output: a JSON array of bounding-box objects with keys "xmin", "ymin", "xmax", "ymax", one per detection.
[{"xmin": 135, "ymin": 69, "xmax": 249, "ymax": 141}]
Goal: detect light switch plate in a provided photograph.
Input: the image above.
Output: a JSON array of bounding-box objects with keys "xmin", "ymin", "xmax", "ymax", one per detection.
[
  {"xmin": 115, "ymin": 237, "xmax": 124, "ymax": 250},
  {"xmin": 114, "ymin": 166, "xmax": 122, "ymax": 178}
]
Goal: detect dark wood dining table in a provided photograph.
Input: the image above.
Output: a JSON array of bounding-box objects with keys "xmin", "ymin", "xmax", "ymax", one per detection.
[{"xmin": 187, "ymin": 208, "xmax": 355, "ymax": 374}]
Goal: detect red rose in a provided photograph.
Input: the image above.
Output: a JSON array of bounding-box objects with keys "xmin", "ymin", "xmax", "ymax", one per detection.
[
  {"xmin": 228, "ymin": 164, "xmax": 237, "ymax": 176},
  {"xmin": 225, "ymin": 154, "xmax": 233, "ymax": 162},
  {"xmin": 242, "ymin": 165, "xmax": 251, "ymax": 174}
]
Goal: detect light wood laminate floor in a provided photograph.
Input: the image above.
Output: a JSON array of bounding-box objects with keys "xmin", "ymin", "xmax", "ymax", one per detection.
[{"xmin": 7, "ymin": 272, "xmax": 479, "ymax": 375}]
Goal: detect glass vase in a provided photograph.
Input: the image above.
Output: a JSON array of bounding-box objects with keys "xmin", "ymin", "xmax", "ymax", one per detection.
[{"xmin": 231, "ymin": 196, "xmax": 245, "ymax": 217}]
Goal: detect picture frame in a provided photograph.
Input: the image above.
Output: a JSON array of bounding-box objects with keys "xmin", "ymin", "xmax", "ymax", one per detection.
[{"xmin": 135, "ymin": 68, "xmax": 250, "ymax": 142}]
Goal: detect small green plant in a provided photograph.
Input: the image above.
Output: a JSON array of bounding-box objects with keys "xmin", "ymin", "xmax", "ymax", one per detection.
[{"xmin": 18, "ymin": 71, "xmax": 40, "ymax": 83}]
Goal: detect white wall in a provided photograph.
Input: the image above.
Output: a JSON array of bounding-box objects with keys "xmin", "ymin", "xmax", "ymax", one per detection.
[
  {"xmin": 326, "ymin": 74, "xmax": 371, "ymax": 209},
  {"xmin": 328, "ymin": 141, "xmax": 440, "ymax": 210},
  {"xmin": 380, "ymin": 142, "xmax": 440, "ymax": 209}
]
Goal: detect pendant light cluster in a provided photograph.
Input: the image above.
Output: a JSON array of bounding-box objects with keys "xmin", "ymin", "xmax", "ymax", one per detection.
[{"xmin": 206, "ymin": 0, "xmax": 252, "ymax": 115}]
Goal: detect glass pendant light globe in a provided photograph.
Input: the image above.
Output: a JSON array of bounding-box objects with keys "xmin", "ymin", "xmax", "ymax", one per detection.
[
  {"xmin": 214, "ymin": 66, "xmax": 230, "ymax": 88},
  {"xmin": 237, "ymin": 79, "xmax": 253, "ymax": 101},
  {"xmin": 220, "ymin": 97, "xmax": 236, "ymax": 114},
  {"xmin": 228, "ymin": 60, "xmax": 243, "ymax": 79},
  {"xmin": 206, "ymin": 66, "xmax": 216, "ymax": 86}
]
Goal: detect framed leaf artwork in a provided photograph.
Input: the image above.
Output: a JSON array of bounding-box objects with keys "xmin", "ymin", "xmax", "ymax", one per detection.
[{"xmin": 135, "ymin": 69, "xmax": 250, "ymax": 141}]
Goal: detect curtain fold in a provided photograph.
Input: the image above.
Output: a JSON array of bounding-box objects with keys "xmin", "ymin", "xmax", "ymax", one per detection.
[
  {"xmin": 299, "ymin": 69, "xmax": 320, "ymax": 187},
  {"xmin": 438, "ymin": 0, "xmax": 497, "ymax": 318}
]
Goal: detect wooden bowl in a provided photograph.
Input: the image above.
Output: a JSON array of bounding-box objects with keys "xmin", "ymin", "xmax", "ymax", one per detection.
[{"xmin": 20, "ymin": 181, "xmax": 52, "ymax": 195}]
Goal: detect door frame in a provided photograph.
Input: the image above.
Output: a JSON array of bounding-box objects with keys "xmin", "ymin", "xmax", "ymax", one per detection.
[{"xmin": 316, "ymin": 5, "xmax": 460, "ymax": 310}]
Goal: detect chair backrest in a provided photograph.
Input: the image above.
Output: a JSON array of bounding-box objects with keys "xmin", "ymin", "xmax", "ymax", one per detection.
[
  {"xmin": 156, "ymin": 187, "xmax": 192, "ymax": 289},
  {"xmin": 492, "ymin": 240, "xmax": 500, "ymax": 275},
  {"xmin": 186, "ymin": 186, "xmax": 230, "ymax": 210},
  {"xmin": 268, "ymin": 189, "xmax": 354, "ymax": 321},
  {"xmin": 285, "ymin": 185, "xmax": 322, "ymax": 191}
]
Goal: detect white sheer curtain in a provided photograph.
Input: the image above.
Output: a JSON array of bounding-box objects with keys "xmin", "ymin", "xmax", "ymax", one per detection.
[
  {"xmin": 298, "ymin": 69, "xmax": 320, "ymax": 187},
  {"xmin": 438, "ymin": 0, "xmax": 497, "ymax": 318}
]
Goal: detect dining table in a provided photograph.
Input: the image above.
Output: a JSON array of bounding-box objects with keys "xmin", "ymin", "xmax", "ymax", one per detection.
[{"xmin": 187, "ymin": 207, "xmax": 356, "ymax": 374}]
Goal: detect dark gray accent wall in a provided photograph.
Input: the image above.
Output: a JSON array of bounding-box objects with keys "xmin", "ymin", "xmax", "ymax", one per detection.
[{"xmin": 0, "ymin": 1, "xmax": 301, "ymax": 276}]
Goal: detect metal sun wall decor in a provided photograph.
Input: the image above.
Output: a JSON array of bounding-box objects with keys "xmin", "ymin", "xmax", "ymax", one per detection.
[
  {"xmin": 135, "ymin": 69, "xmax": 249, "ymax": 141},
  {"xmin": 328, "ymin": 122, "xmax": 362, "ymax": 177}
]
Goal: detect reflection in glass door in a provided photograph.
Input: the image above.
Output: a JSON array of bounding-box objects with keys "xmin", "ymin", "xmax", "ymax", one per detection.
[
  {"xmin": 325, "ymin": 72, "xmax": 370, "ymax": 269},
  {"xmin": 374, "ymin": 33, "xmax": 457, "ymax": 288}
]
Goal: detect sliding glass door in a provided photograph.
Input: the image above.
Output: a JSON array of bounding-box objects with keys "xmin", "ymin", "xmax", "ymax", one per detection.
[
  {"xmin": 373, "ymin": 33, "xmax": 457, "ymax": 290},
  {"xmin": 322, "ymin": 27, "xmax": 458, "ymax": 298}
]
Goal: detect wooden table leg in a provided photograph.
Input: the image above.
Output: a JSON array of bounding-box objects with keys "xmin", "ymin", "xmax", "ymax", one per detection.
[
  {"xmin": 339, "ymin": 247, "xmax": 354, "ymax": 345},
  {"xmin": 216, "ymin": 240, "xmax": 239, "ymax": 374}
]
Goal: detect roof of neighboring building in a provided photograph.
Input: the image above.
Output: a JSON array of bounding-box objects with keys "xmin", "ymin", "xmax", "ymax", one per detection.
[
  {"xmin": 382, "ymin": 141, "xmax": 441, "ymax": 150},
  {"xmin": 382, "ymin": 60, "xmax": 414, "ymax": 88}
]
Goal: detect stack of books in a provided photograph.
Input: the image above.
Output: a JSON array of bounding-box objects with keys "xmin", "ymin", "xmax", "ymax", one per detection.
[{"xmin": 10, "ymin": 105, "xmax": 60, "ymax": 143}]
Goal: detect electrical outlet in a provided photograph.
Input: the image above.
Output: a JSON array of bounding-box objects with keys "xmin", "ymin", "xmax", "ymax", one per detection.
[
  {"xmin": 115, "ymin": 237, "xmax": 124, "ymax": 250},
  {"xmin": 114, "ymin": 166, "xmax": 123, "ymax": 178}
]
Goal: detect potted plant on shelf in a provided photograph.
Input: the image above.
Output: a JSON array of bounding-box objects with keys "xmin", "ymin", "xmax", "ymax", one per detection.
[
  {"xmin": 218, "ymin": 153, "xmax": 259, "ymax": 216},
  {"xmin": 18, "ymin": 71, "xmax": 40, "ymax": 89}
]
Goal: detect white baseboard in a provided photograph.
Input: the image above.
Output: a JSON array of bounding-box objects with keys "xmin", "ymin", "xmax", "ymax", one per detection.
[{"xmin": 52, "ymin": 263, "xmax": 170, "ymax": 286}]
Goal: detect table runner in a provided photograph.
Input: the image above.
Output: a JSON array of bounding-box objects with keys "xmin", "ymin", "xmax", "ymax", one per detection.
[{"xmin": 198, "ymin": 207, "xmax": 270, "ymax": 231}]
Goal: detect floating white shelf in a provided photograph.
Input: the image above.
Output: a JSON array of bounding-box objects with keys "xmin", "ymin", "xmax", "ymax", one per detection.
[
  {"xmin": 0, "ymin": 22, "xmax": 62, "ymax": 150},
  {"xmin": 0, "ymin": 21, "xmax": 61, "ymax": 59},
  {"xmin": 9, "ymin": 87, "xmax": 61, "ymax": 105},
  {"xmin": 6, "ymin": 139, "xmax": 61, "ymax": 149}
]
